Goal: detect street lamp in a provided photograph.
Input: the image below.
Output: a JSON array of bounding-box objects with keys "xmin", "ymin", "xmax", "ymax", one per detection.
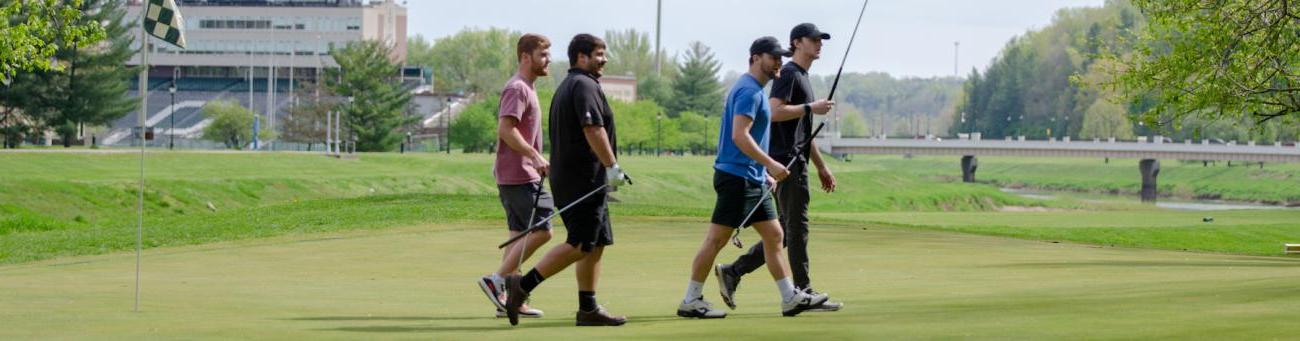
[
  {"xmin": 346, "ymin": 96, "xmax": 354, "ymax": 154},
  {"xmin": 656, "ymin": 112, "xmax": 663, "ymax": 156},
  {"xmin": 169, "ymin": 68, "xmax": 178, "ymax": 150},
  {"xmin": 444, "ymin": 97, "xmax": 451, "ymax": 154}
]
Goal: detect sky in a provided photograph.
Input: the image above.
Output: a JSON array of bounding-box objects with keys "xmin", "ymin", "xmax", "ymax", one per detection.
[{"xmin": 405, "ymin": 0, "xmax": 1105, "ymax": 79}]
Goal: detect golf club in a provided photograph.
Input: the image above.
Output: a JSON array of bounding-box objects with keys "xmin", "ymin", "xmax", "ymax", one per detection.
[
  {"xmin": 826, "ymin": 0, "xmax": 870, "ymax": 102},
  {"xmin": 497, "ymin": 173, "xmax": 631, "ymax": 249},
  {"xmin": 512, "ymin": 181, "xmax": 545, "ymax": 270},
  {"xmin": 731, "ymin": 122, "xmax": 826, "ymax": 248}
]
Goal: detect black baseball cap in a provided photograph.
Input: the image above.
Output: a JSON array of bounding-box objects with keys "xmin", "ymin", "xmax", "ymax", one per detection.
[
  {"xmin": 791, "ymin": 23, "xmax": 831, "ymax": 41},
  {"xmin": 750, "ymin": 36, "xmax": 793, "ymax": 57}
]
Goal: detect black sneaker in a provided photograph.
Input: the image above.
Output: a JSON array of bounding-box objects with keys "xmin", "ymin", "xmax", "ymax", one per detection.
[
  {"xmin": 802, "ymin": 287, "xmax": 843, "ymax": 312},
  {"xmin": 714, "ymin": 264, "xmax": 740, "ymax": 309},
  {"xmin": 503, "ymin": 274, "xmax": 528, "ymax": 326}
]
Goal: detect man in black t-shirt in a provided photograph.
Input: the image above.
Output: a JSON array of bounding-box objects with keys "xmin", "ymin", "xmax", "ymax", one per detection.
[
  {"xmin": 715, "ymin": 23, "xmax": 844, "ymax": 312},
  {"xmin": 503, "ymin": 33, "xmax": 631, "ymax": 327}
]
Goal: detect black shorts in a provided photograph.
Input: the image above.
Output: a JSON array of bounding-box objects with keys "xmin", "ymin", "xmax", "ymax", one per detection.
[
  {"xmin": 711, "ymin": 170, "xmax": 778, "ymax": 228},
  {"xmin": 555, "ymin": 185, "xmax": 614, "ymax": 252},
  {"xmin": 497, "ymin": 183, "xmax": 555, "ymax": 232}
]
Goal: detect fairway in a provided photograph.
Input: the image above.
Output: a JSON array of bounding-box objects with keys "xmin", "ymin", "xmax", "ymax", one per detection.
[
  {"xmin": 4, "ymin": 217, "xmax": 1300, "ymax": 339},
  {"xmin": 4, "ymin": 152, "xmax": 1300, "ymax": 339}
]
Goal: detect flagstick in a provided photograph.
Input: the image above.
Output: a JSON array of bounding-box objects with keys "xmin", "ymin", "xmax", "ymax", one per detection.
[{"xmin": 135, "ymin": 8, "xmax": 148, "ymax": 313}]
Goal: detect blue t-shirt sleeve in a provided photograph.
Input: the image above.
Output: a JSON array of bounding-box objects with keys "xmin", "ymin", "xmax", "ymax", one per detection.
[{"xmin": 733, "ymin": 88, "xmax": 759, "ymax": 119}]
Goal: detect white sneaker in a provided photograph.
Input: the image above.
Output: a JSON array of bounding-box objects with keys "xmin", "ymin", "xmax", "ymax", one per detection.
[
  {"xmin": 477, "ymin": 275, "xmax": 506, "ymax": 312},
  {"xmin": 677, "ymin": 297, "xmax": 727, "ymax": 319},
  {"xmin": 802, "ymin": 287, "xmax": 843, "ymax": 312},
  {"xmin": 781, "ymin": 290, "xmax": 828, "ymax": 317}
]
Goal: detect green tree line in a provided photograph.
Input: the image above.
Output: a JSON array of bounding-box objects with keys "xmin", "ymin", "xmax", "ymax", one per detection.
[{"xmin": 952, "ymin": 0, "xmax": 1300, "ymax": 143}]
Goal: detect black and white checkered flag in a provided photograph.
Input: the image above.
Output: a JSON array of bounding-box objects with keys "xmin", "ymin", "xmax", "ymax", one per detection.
[{"xmin": 144, "ymin": 0, "xmax": 187, "ymax": 49}]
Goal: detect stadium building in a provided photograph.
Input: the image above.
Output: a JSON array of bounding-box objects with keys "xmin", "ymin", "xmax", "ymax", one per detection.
[{"xmin": 108, "ymin": 0, "xmax": 449, "ymax": 150}]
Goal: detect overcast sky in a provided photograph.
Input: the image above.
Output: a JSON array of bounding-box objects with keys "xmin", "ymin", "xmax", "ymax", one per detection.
[{"xmin": 406, "ymin": 0, "xmax": 1104, "ymax": 78}]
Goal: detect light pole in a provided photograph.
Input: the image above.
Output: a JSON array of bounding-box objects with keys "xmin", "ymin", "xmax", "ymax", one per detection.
[
  {"xmin": 403, "ymin": 131, "xmax": 411, "ymax": 154},
  {"xmin": 444, "ymin": 97, "xmax": 451, "ymax": 154},
  {"xmin": 656, "ymin": 112, "xmax": 663, "ymax": 156},
  {"xmin": 169, "ymin": 68, "xmax": 177, "ymax": 150},
  {"xmin": 954, "ymin": 41, "xmax": 960, "ymax": 78},
  {"xmin": 346, "ymin": 96, "xmax": 354, "ymax": 154}
]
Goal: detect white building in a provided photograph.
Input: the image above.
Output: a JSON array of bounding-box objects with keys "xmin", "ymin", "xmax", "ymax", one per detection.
[
  {"xmin": 126, "ymin": 0, "xmax": 407, "ymax": 79},
  {"xmin": 107, "ymin": 0, "xmax": 412, "ymax": 148}
]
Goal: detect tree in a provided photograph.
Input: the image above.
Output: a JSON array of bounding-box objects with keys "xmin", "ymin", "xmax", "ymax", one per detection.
[
  {"xmin": 279, "ymin": 82, "xmax": 331, "ymax": 150},
  {"xmin": 838, "ymin": 105, "xmax": 870, "ymax": 137},
  {"xmin": 201, "ymin": 99, "xmax": 263, "ymax": 149},
  {"xmin": 1079, "ymin": 99, "xmax": 1135, "ymax": 139},
  {"xmin": 1106, "ymin": 0, "xmax": 1300, "ymax": 128},
  {"xmin": 409, "ymin": 28, "xmax": 520, "ymax": 95},
  {"xmin": 29, "ymin": 0, "xmax": 136, "ymax": 147},
  {"xmin": 449, "ymin": 95, "xmax": 498, "ymax": 153},
  {"xmin": 676, "ymin": 110, "xmax": 718, "ymax": 154},
  {"xmin": 0, "ymin": 0, "xmax": 104, "ymax": 84},
  {"xmin": 326, "ymin": 40, "xmax": 416, "ymax": 152},
  {"xmin": 952, "ymin": 1, "xmax": 1145, "ymax": 139},
  {"xmin": 603, "ymin": 28, "xmax": 679, "ymax": 105},
  {"xmin": 668, "ymin": 41, "xmax": 722, "ymax": 117}
]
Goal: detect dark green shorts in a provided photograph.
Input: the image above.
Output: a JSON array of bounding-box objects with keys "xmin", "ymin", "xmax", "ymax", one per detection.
[{"xmin": 710, "ymin": 170, "xmax": 777, "ymax": 228}]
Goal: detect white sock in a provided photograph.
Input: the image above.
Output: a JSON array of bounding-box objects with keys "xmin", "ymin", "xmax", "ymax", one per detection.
[
  {"xmin": 776, "ymin": 277, "xmax": 797, "ymax": 302},
  {"xmin": 684, "ymin": 280, "xmax": 705, "ymax": 303}
]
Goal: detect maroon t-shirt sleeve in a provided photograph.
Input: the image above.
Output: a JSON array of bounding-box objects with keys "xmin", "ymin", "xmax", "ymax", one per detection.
[{"xmin": 498, "ymin": 84, "xmax": 527, "ymax": 121}]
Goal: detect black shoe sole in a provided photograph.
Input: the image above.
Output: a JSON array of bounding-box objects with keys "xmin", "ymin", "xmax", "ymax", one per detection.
[
  {"xmin": 782, "ymin": 296, "xmax": 829, "ymax": 317},
  {"xmin": 576, "ymin": 320, "xmax": 627, "ymax": 326},
  {"xmin": 713, "ymin": 265, "xmax": 737, "ymax": 309},
  {"xmin": 504, "ymin": 275, "xmax": 524, "ymax": 326},
  {"xmin": 677, "ymin": 309, "xmax": 726, "ymax": 319}
]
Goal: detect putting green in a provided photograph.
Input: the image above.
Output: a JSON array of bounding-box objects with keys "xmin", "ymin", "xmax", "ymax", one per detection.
[{"xmin": 3, "ymin": 217, "xmax": 1299, "ymax": 339}]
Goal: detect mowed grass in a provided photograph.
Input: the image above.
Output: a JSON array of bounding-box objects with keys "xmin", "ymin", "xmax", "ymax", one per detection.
[
  {"xmin": 2, "ymin": 151, "xmax": 1299, "ymax": 264},
  {"xmin": 0, "ymin": 151, "xmax": 1035, "ymax": 264},
  {"xmin": 2, "ymin": 218, "xmax": 1299, "ymax": 339},
  {"xmin": 821, "ymin": 210, "xmax": 1300, "ymax": 256},
  {"xmin": 863, "ymin": 155, "xmax": 1300, "ymax": 204}
]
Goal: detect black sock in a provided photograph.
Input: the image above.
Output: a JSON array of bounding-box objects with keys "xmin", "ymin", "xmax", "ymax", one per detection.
[
  {"xmin": 578, "ymin": 291, "xmax": 597, "ymax": 312},
  {"xmin": 521, "ymin": 269, "xmax": 545, "ymax": 292}
]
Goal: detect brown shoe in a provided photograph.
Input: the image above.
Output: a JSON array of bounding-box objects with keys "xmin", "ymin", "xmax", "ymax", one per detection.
[
  {"xmin": 503, "ymin": 274, "xmax": 528, "ymax": 326},
  {"xmin": 575, "ymin": 305, "xmax": 627, "ymax": 326}
]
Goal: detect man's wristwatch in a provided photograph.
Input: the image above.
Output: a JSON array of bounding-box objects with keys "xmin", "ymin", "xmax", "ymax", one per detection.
[{"xmin": 803, "ymin": 103, "xmax": 812, "ymax": 116}]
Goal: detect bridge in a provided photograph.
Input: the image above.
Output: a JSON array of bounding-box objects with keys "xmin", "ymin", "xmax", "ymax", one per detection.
[{"xmin": 819, "ymin": 136, "xmax": 1300, "ymax": 202}]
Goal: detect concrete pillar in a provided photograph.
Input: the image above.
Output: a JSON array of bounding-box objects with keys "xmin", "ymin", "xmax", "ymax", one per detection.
[
  {"xmin": 1139, "ymin": 159, "xmax": 1160, "ymax": 203},
  {"xmin": 961, "ymin": 155, "xmax": 978, "ymax": 183}
]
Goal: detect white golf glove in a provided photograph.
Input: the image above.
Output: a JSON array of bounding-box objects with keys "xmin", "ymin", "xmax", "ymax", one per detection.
[{"xmin": 606, "ymin": 164, "xmax": 632, "ymax": 189}]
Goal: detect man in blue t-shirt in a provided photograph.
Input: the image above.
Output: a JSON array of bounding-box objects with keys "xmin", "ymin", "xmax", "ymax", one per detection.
[{"xmin": 676, "ymin": 36, "xmax": 828, "ymax": 319}]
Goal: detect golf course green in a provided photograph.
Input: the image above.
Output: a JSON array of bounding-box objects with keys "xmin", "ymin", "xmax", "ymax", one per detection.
[{"xmin": 2, "ymin": 151, "xmax": 1298, "ymax": 339}]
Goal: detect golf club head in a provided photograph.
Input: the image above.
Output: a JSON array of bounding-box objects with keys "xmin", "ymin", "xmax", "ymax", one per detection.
[{"xmin": 731, "ymin": 234, "xmax": 744, "ymax": 249}]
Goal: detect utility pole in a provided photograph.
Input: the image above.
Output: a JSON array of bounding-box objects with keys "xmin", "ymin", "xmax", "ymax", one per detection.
[
  {"xmin": 656, "ymin": 112, "xmax": 663, "ymax": 156},
  {"xmin": 954, "ymin": 41, "xmax": 960, "ymax": 78},
  {"xmin": 655, "ymin": 0, "xmax": 663, "ymax": 76},
  {"xmin": 169, "ymin": 68, "xmax": 177, "ymax": 150}
]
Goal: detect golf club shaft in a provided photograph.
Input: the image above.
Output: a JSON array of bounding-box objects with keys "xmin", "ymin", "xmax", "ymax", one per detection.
[
  {"xmin": 514, "ymin": 181, "xmax": 545, "ymax": 268},
  {"xmin": 827, "ymin": 0, "xmax": 870, "ymax": 101},
  {"xmin": 498, "ymin": 183, "xmax": 610, "ymax": 249},
  {"xmin": 734, "ymin": 122, "xmax": 828, "ymax": 240}
]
